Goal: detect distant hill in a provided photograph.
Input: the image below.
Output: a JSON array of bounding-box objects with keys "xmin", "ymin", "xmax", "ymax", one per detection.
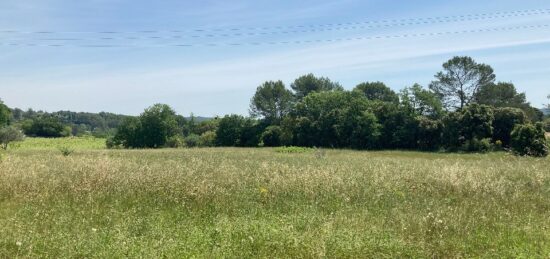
[
  {"xmin": 186, "ymin": 116, "xmax": 213, "ymax": 123},
  {"xmin": 542, "ymin": 108, "xmax": 550, "ymax": 116}
]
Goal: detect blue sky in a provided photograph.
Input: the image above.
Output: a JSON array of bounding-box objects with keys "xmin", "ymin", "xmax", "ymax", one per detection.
[{"xmin": 1, "ymin": 0, "xmax": 549, "ymax": 116}]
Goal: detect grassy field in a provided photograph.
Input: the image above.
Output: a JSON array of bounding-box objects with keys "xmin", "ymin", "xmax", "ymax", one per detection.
[
  {"xmin": 0, "ymin": 140, "xmax": 549, "ymax": 257},
  {"xmin": 10, "ymin": 136, "xmax": 106, "ymax": 150}
]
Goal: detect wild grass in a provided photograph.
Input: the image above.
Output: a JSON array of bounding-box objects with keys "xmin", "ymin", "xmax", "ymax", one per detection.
[
  {"xmin": 0, "ymin": 143, "xmax": 549, "ymax": 257},
  {"xmin": 10, "ymin": 136, "xmax": 106, "ymax": 150}
]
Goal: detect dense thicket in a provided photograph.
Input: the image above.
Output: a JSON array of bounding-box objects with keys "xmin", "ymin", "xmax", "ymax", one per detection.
[
  {"xmin": 1, "ymin": 56, "xmax": 548, "ymax": 156},
  {"xmin": 9, "ymin": 109, "xmax": 130, "ymax": 137}
]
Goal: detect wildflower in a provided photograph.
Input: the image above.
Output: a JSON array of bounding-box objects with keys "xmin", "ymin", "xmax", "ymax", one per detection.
[
  {"xmin": 16, "ymin": 241, "xmax": 22, "ymax": 246},
  {"xmin": 92, "ymin": 228, "xmax": 97, "ymax": 232},
  {"xmin": 259, "ymin": 187, "xmax": 268, "ymax": 195}
]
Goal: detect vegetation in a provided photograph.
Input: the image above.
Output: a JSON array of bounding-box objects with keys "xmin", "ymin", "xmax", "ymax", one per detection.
[
  {"xmin": 0, "ymin": 146, "xmax": 549, "ymax": 257},
  {"xmin": 1, "ymin": 56, "xmax": 548, "ymax": 157},
  {"xmin": 510, "ymin": 123, "xmax": 549, "ymax": 157},
  {"xmin": 0, "ymin": 126, "xmax": 24, "ymax": 150},
  {"xmin": 11, "ymin": 136, "xmax": 106, "ymax": 150},
  {"xmin": 21, "ymin": 116, "xmax": 71, "ymax": 138}
]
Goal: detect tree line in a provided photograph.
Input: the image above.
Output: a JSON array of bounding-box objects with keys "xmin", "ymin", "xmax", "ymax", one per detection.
[{"xmin": 1, "ymin": 56, "xmax": 549, "ymax": 156}]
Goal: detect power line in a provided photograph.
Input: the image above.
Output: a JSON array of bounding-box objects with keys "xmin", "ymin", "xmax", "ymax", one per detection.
[
  {"xmin": 0, "ymin": 8, "xmax": 548, "ymax": 36},
  {"xmin": 1, "ymin": 24, "xmax": 548, "ymax": 48},
  {"xmin": 3, "ymin": 10, "xmax": 548, "ymax": 42}
]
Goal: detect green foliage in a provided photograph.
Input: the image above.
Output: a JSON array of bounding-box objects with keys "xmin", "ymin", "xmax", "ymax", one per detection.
[
  {"xmin": 165, "ymin": 135, "xmax": 185, "ymax": 148},
  {"xmin": 21, "ymin": 116, "xmax": 69, "ymax": 138},
  {"xmin": 371, "ymin": 102, "xmax": 417, "ymax": 149},
  {"xmin": 250, "ymin": 81, "xmax": 294, "ymax": 123},
  {"xmin": 58, "ymin": 146, "xmax": 74, "ymax": 156},
  {"xmin": 353, "ymin": 81, "xmax": 399, "ymax": 104},
  {"xmin": 0, "ymin": 126, "xmax": 25, "ymax": 150},
  {"xmin": 492, "ymin": 107, "xmax": 527, "ymax": 147},
  {"xmin": 459, "ymin": 104, "xmax": 494, "ymax": 141},
  {"xmin": 139, "ymin": 104, "xmax": 180, "ymax": 148},
  {"xmin": 510, "ymin": 123, "xmax": 548, "ymax": 157},
  {"xmin": 543, "ymin": 118, "xmax": 550, "ymax": 132},
  {"xmin": 474, "ymin": 82, "xmax": 528, "ymax": 108},
  {"xmin": 400, "ymin": 84, "xmax": 444, "ymax": 119},
  {"xmin": 0, "ymin": 100, "xmax": 11, "ymax": 126},
  {"xmin": 461, "ymin": 138, "xmax": 493, "ymax": 153},
  {"xmin": 291, "ymin": 91, "xmax": 380, "ymax": 149},
  {"xmin": 261, "ymin": 125, "xmax": 283, "ymax": 147},
  {"xmin": 199, "ymin": 131, "xmax": 216, "ymax": 147},
  {"xmin": 184, "ymin": 134, "xmax": 201, "ymax": 148},
  {"xmin": 442, "ymin": 104, "xmax": 494, "ymax": 151},
  {"xmin": 415, "ymin": 116, "xmax": 443, "ymax": 151},
  {"xmin": 215, "ymin": 115, "xmax": 261, "ymax": 147},
  {"xmin": 290, "ymin": 73, "xmax": 343, "ymax": 100},
  {"xmin": 112, "ymin": 104, "xmax": 180, "ymax": 148},
  {"xmin": 430, "ymin": 56, "xmax": 496, "ymax": 110}
]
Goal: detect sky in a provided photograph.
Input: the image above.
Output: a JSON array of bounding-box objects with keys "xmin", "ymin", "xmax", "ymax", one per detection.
[{"xmin": 1, "ymin": 0, "xmax": 549, "ymax": 116}]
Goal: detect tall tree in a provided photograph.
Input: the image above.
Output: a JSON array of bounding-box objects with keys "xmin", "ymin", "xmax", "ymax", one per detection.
[
  {"xmin": 250, "ymin": 81, "xmax": 294, "ymax": 123},
  {"xmin": 400, "ymin": 84, "xmax": 444, "ymax": 118},
  {"xmin": 0, "ymin": 99, "xmax": 11, "ymax": 126},
  {"xmin": 139, "ymin": 104, "xmax": 180, "ymax": 148},
  {"xmin": 430, "ymin": 56, "xmax": 495, "ymax": 110},
  {"xmin": 353, "ymin": 81, "xmax": 399, "ymax": 103},
  {"xmin": 291, "ymin": 74, "xmax": 343, "ymax": 100},
  {"xmin": 474, "ymin": 82, "xmax": 528, "ymax": 108}
]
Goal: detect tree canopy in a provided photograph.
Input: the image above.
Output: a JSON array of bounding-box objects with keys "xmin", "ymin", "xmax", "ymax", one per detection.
[
  {"xmin": 291, "ymin": 74, "xmax": 343, "ymax": 100},
  {"xmin": 250, "ymin": 80, "xmax": 294, "ymax": 123},
  {"xmin": 430, "ymin": 56, "xmax": 496, "ymax": 110},
  {"xmin": 353, "ymin": 81, "xmax": 399, "ymax": 103}
]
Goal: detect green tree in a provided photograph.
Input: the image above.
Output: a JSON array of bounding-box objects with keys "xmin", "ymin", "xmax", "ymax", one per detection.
[
  {"xmin": 353, "ymin": 82, "xmax": 399, "ymax": 104},
  {"xmin": 291, "ymin": 74, "xmax": 343, "ymax": 100},
  {"xmin": 111, "ymin": 117, "xmax": 142, "ymax": 148},
  {"xmin": 442, "ymin": 104, "xmax": 494, "ymax": 151},
  {"xmin": 510, "ymin": 123, "xmax": 548, "ymax": 157},
  {"xmin": 139, "ymin": 104, "xmax": 180, "ymax": 148},
  {"xmin": 0, "ymin": 100, "xmax": 11, "ymax": 126},
  {"xmin": 250, "ymin": 81, "xmax": 294, "ymax": 123},
  {"xmin": 430, "ymin": 56, "xmax": 496, "ymax": 110},
  {"xmin": 474, "ymin": 82, "xmax": 528, "ymax": 108},
  {"xmin": 415, "ymin": 116, "xmax": 443, "ymax": 150},
  {"xmin": 0, "ymin": 126, "xmax": 24, "ymax": 150},
  {"xmin": 400, "ymin": 84, "xmax": 444, "ymax": 118},
  {"xmin": 260, "ymin": 126, "xmax": 283, "ymax": 147},
  {"xmin": 111, "ymin": 104, "xmax": 180, "ymax": 148},
  {"xmin": 492, "ymin": 107, "xmax": 527, "ymax": 147},
  {"xmin": 21, "ymin": 116, "xmax": 69, "ymax": 138},
  {"xmin": 215, "ymin": 115, "xmax": 261, "ymax": 147},
  {"xmin": 291, "ymin": 91, "xmax": 380, "ymax": 149}
]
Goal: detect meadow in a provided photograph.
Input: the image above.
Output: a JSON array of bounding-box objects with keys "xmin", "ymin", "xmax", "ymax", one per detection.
[{"xmin": 0, "ymin": 138, "xmax": 549, "ymax": 258}]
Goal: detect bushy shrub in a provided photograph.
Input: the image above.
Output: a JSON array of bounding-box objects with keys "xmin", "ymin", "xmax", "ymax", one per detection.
[
  {"xmin": 442, "ymin": 104, "xmax": 494, "ymax": 151},
  {"xmin": 492, "ymin": 107, "xmax": 527, "ymax": 147},
  {"xmin": 22, "ymin": 117, "xmax": 69, "ymax": 138},
  {"xmin": 165, "ymin": 135, "xmax": 185, "ymax": 148},
  {"xmin": 461, "ymin": 138, "xmax": 492, "ymax": 153},
  {"xmin": 0, "ymin": 126, "xmax": 25, "ymax": 150},
  {"xmin": 510, "ymin": 123, "xmax": 548, "ymax": 157},
  {"xmin": 58, "ymin": 146, "xmax": 74, "ymax": 156},
  {"xmin": 261, "ymin": 126, "xmax": 282, "ymax": 147},
  {"xmin": 199, "ymin": 131, "xmax": 216, "ymax": 147},
  {"xmin": 543, "ymin": 118, "xmax": 550, "ymax": 132},
  {"xmin": 184, "ymin": 134, "xmax": 200, "ymax": 148},
  {"xmin": 415, "ymin": 116, "xmax": 443, "ymax": 150}
]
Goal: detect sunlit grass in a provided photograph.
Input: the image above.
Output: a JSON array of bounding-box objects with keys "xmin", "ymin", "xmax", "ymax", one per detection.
[
  {"xmin": 11, "ymin": 136, "xmax": 106, "ymax": 150},
  {"xmin": 0, "ymin": 144, "xmax": 549, "ymax": 257}
]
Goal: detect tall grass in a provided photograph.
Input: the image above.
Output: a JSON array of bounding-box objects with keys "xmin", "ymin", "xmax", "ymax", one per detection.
[{"xmin": 0, "ymin": 147, "xmax": 549, "ymax": 257}]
